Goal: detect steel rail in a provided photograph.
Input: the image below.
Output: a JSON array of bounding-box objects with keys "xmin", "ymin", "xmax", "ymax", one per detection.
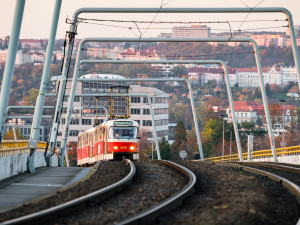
[
  {"xmin": 231, "ymin": 161, "xmax": 300, "ymax": 175},
  {"xmin": 224, "ymin": 162, "xmax": 300, "ymax": 224},
  {"xmin": 117, "ymin": 160, "xmax": 196, "ymax": 225},
  {"xmin": 1, "ymin": 159, "xmax": 136, "ymax": 225}
]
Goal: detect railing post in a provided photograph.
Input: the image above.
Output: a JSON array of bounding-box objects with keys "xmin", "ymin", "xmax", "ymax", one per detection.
[
  {"xmin": 0, "ymin": 0, "xmax": 25, "ymax": 144},
  {"xmin": 28, "ymin": 0, "xmax": 62, "ymax": 172}
]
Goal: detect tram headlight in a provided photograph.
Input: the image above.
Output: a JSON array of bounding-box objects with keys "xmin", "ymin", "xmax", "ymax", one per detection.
[
  {"xmin": 114, "ymin": 146, "xmax": 118, "ymax": 150},
  {"xmin": 130, "ymin": 146, "xmax": 135, "ymax": 150}
]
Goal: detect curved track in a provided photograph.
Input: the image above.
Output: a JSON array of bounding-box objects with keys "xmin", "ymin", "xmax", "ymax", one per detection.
[
  {"xmin": 1, "ymin": 159, "xmax": 136, "ymax": 225},
  {"xmin": 117, "ymin": 160, "xmax": 196, "ymax": 225},
  {"xmin": 228, "ymin": 162, "xmax": 300, "ymax": 224}
]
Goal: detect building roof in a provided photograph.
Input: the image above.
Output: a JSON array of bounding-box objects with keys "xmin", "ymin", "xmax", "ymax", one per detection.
[
  {"xmin": 188, "ymin": 67, "xmax": 237, "ymax": 74},
  {"xmin": 236, "ymin": 68, "xmax": 269, "ymax": 73},
  {"xmin": 80, "ymin": 74, "xmax": 125, "ymax": 79}
]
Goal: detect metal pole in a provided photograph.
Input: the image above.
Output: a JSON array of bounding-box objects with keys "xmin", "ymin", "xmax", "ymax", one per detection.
[
  {"xmin": 222, "ymin": 63, "xmax": 243, "ymax": 161},
  {"xmin": 222, "ymin": 118, "xmax": 225, "ymax": 158},
  {"xmin": 0, "ymin": 0, "xmax": 25, "ymax": 143},
  {"xmin": 230, "ymin": 131, "xmax": 232, "ymax": 156},
  {"xmin": 47, "ymin": 17, "xmax": 77, "ymax": 167},
  {"xmin": 57, "ymin": 40, "xmax": 83, "ymax": 167},
  {"xmin": 185, "ymin": 79, "xmax": 204, "ymax": 161},
  {"xmin": 147, "ymin": 95, "xmax": 161, "ymax": 160},
  {"xmin": 28, "ymin": 0, "xmax": 62, "ymax": 172},
  {"xmin": 283, "ymin": 9, "xmax": 300, "ymax": 92},
  {"xmin": 251, "ymin": 40, "xmax": 278, "ymax": 162},
  {"xmin": 283, "ymin": 102, "xmax": 285, "ymax": 142}
]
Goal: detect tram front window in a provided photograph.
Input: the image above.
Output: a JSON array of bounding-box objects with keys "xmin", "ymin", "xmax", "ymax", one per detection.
[{"xmin": 109, "ymin": 127, "xmax": 137, "ymax": 139}]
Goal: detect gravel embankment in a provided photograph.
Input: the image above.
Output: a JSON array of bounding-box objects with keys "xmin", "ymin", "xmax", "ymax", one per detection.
[{"xmin": 155, "ymin": 161, "xmax": 299, "ymax": 225}]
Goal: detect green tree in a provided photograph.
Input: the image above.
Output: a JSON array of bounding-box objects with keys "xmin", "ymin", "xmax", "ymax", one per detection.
[
  {"xmin": 159, "ymin": 136, "xmax": 170, "ymax": 159},
  {"xmin": 170, "ymin": 121, "xmax": 187, "ymax": 159},
  {"xmin": 201, "ymin": 119, "xmax": 223, "ymax": 157},
  {"xmin": 170, "ymin": 66, "xmax": 188, "ymax": 77},
  {"xmin": 3, "ymin": 127, "xmax": 25, "ymax": 140}
]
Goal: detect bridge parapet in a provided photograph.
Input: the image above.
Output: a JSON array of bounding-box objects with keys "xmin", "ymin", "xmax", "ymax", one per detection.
[
  {"xmin": 0, "ymin": 140, "xmax": 57, "ymax": 180},
  {"xmin": 199, "ymin": 145, "xmax": 300, "ymax": 163}
]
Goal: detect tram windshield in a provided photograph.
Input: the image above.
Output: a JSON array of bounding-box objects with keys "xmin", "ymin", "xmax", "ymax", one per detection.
[{"xmin": 109, "ymin": 126, "xmax": 138, "ymax": 139}]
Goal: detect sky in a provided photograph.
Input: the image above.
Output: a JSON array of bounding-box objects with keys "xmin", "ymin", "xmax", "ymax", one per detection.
[{"xmin": 0, "ymin": 0, "xmax": 300, "ymax": 39}]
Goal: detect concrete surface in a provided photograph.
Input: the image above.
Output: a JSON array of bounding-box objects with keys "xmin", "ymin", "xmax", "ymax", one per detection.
[{"xmin": 0, "ymin": 166, "xmax": 86, "ymax": 210}]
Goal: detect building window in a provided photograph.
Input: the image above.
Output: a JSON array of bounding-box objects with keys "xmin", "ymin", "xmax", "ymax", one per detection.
[
  {"xmin": 82, "ymin": 119, "xmax": 92, "ymax": 125},
  {"xmin": 142, "ymin": 120, "xmax": 152, "ymax": 126},
  {"xmin": 70, "ymin": 119, "xmax": 79, "ymax": 125},
  {"xmin": 69, "ymin": 130, "xmax": 79, "ymax": 136},
  {"xmin": 74, "ymin": 96, "xmax": 80, "ymax": 102},
  {"xmin": 143, "ymin": 97, "xmax": 148, "ymax": 103},
  {"xmin": 143, "ymin": 109, "xmax": 150, "ymax": 115},
  {"xmin": 131, "ymin": 97, "xmax": 141, "ymax": 103},
  {"xmin": 131, "ymin": 108, "xmax": 141, "ymax": 114}
]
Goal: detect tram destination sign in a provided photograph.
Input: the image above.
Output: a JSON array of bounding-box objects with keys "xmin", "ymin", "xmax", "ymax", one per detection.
[{"xmin": 114, "ymin": 121, "xmax": 133, "ymax": 126}]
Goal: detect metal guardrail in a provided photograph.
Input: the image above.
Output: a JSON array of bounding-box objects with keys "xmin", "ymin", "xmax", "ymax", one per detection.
[
  {"xmin": 0, "ymin": 141, "xmax": 47, "ymax": 157},
  {"xmin": 200, "ymin": 145, "xmax": 300, "ymax": 162},
  {"xmin": 0, "ymin": 140, "xmax": 47, "ymax": 149}
]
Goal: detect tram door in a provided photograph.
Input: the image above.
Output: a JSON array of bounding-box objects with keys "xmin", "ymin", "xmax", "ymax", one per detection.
[
  {"xmin": 89, "ymin": 133, "xmax": 93, "ymax": 159},
  {"xmin": 103, "ymin": 127, "xmax": 107, "ymax": 160}
]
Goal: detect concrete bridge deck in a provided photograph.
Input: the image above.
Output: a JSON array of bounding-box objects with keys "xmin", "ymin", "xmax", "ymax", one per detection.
[{"xmin": 0, "ymin": 166, "xmax": 90, "ymax": 211}]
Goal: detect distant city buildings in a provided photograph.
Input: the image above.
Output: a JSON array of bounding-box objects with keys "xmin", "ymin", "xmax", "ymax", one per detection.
[
  {"xmin": 188, "ymin": 67, "xmax": 237, "ymax": 86},
  {"xmin": 237, "ymin": 66, "xmax": 298, "ymax": 88},
  {"xmin": 225, "ymin": 100, "xmax": 297, "ymax": 136},
  {"xmin": 172, "ymin": 25, "xmax": 211, "ymax": 38},
  {"xmin": 116, "ymin": 48, "xmax": 160, "ymax": 60},
  {"xmin": 188, "ymin": 65, "xmax": 298, "ymax": 88}
]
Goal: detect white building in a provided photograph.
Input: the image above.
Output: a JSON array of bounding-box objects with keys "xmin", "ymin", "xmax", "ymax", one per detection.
[
  {"xmin": 172, "ymin": 25, "xmax": 210, "ymax": 38},
  {"xmin": 237, "ymin": 66, "xmax": 299, "ymax": 88},
  {"xmin": 56, "ymin": 74, "xmax": 169, "ymax": 146},
  {"xmin": 188, "ymin": 67, "xmax": 237, "ymax": 86},
  {"xmin": 0, "ymin": 50, "xmax": 32, "ymax": 65}
]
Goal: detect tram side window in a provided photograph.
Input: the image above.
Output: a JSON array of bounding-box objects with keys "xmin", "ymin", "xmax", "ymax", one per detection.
[
  {"xmin": 94, "ymin": 131, "xmax": 97, "ymax": 143},
  {"xmin": 77, "ymin": 137, "xmax": 81, "ymax": 148},
  {"xmin": 98, "ymin": 128, "xmax": 103, "ymax": 140}
]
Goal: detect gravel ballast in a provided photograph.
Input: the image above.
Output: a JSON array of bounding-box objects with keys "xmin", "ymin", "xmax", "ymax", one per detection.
[{"xmin": 155, "ymin": 161, "xmax": 299, "ymax": 225}]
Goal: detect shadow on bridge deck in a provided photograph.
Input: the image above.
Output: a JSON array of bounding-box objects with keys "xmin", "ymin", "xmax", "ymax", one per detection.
[{"xmin": 0, "ymin": 166, "xmax": 89, "ymax": 211}]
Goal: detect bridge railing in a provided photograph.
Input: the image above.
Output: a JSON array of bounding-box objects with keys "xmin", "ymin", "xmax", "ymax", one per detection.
[
  {"xmin": 201, "ymin": 145, "xmax": 300, "ymax": 162},
  {"xmin": 0, "ymin": 140, "xmax": 47, "ymax": 157}
]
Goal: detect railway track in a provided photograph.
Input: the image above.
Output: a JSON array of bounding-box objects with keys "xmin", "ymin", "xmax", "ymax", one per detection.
[
  {"xmin": 228, "ymin": 162, "xmax": 300, "ymax": 224},
  {"xmin": 154, "ymin": 161, "xmax": 300, "ymax": 225},
  {"xmin": 1, "ymin": 160, "xmax": 196, "ymax": 225}
]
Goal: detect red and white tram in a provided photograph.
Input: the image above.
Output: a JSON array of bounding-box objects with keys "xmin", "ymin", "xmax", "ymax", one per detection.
[{"xmin": 77, "ymin": 119, "xmax": 139, "ymax": 166}]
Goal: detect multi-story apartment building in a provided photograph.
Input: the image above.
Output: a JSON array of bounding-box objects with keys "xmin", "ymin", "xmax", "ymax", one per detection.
[
  {"xmin": 237, "ymin": 66, "xmax": 299, "ymax": 88},
  {"xmin": 4, "ymin": 118, "xmax": 50, "ymax": 141},
  {"xmin": 172, "ymin": 25, "xmax": 210, "ymax": 38},
  {"xmin": 188, "ymin": 67, "xmax": 238, "ymax": 86},
  {"xmin": 56, "ymin": 74, "xmax": 169, "ymax": 146},
  {"xmin": 0, "ymin": 50, "xmax": 31, "ymax": 65},
  {"xmin": 226, "ymin": 101, "xmax": 297, "ymax": 126},
  {"xmin": 116, "ymin": 48, "xmax": 160, "ymax": 60}
]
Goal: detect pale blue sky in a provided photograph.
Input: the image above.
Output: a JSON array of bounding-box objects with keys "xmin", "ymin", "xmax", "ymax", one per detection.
[{"xmin": 0, "ymin": 0, "xmax": 299, "ymax": 39}]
